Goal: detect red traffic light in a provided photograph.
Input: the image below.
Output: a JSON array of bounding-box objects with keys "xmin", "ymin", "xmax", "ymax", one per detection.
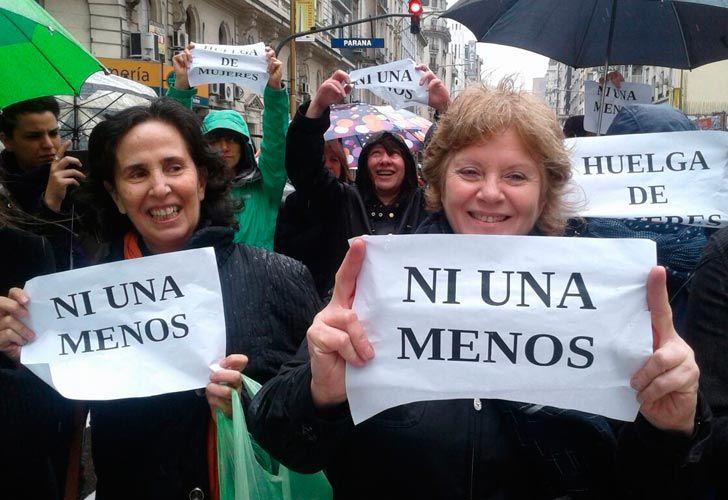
[{"xmin": 408, "ymin": 0, "xmax": 423, "ymax": 16}]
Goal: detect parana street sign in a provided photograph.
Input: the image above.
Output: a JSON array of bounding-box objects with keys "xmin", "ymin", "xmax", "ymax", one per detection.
[{"xmin": 331, "ymin": 38, "xmax": 385, "ymax": 49}]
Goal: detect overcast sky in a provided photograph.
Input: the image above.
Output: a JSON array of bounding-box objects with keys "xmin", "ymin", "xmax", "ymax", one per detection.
[
  {"xmin": 476, "ymin": 45, "xmax": 549, "ymax": 91},
  {"xmin": 443, "ymin": 0, "xmax": 549, "ymax": 91}
]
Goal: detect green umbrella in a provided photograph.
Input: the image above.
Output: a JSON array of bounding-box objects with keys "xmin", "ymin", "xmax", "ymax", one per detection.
[{"xmin": 0, "ymin": 0, "xmax": 105, "ymax": 109}]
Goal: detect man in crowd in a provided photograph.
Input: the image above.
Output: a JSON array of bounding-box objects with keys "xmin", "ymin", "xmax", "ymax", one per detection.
[{"xmin": 0, "ymin": 96, "xmax": 87, "ymax": 269}]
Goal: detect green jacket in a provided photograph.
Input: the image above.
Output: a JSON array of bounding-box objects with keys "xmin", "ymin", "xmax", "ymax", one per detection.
[{"xmin": 167, "ymin": 85, "xmax": 289, "ymax": 249}]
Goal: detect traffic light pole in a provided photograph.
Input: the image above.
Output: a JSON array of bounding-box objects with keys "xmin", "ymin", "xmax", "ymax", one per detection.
[{"xmin": 275, "ymin": 13, "xmax": 413, "ymax": 55}]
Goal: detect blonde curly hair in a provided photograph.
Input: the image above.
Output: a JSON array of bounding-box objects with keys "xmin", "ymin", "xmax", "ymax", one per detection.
[{"xmin": 422, "ymin": 82, "xmax": 573, "ymax": 235}]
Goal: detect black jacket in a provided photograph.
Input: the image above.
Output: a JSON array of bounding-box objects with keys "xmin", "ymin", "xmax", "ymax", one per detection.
[
  {"xmin": 0, "ymin": 227, "xmax": 75, "ymax": 500},
  {"xmin": 89, "ymin": 226, "xmax": 321, "ymax": 500},
  {"xmin": 276, "ymin": 103, "xmax": 428, "ymax": 298},
  {"xmin": 275, "ymin": 189, "xmax": 350, "ymax": 298},
  {"xmin": 250, "ymin": 212, "xmax": 712, "ymax": 500},
  {"xmin": 0, "ymin": 150, "xmax": 100, "ymax": 271},
  {"xmin": 683, "ymin": 227, "xmax": 728, "ymax": 497}
]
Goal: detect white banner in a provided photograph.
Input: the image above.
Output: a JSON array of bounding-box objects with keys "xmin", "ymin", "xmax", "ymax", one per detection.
[
  {"xmin": 583, "ymin": 80, "xmax": 653, "ymax": 134},
  {"xmin": 350, "ymin": 59, "xmax": 428, "ymax": 109},
  {"xmin": 188, "ymin": 42, "xmax": 268, "ymax": 95},
  {"xmin": 567, "ymin": 130, "xmax": 728, "ymax": 226},
  {"xmin": 347, "ymin": 234, "xmax": 655, "ymax": 424},
  {"xmin": 21, "ymin": 248, "xmax": 226, "ymax": 400}
]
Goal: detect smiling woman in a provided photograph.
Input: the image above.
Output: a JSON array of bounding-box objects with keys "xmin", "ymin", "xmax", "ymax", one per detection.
[
  {"xmin": 422, "ymin": 83, "xmax": 572, "ymax": 236},
  {"xmin": 248, "ymin": 83, "xmax": 710, "ymax": 500},
  {"xmin": 31, "ymin": 97, "xmax": 322, "ymax": 498},
  {"xmin": 106, "ymin": 120, "xmax": 207, "ymax": 254}
]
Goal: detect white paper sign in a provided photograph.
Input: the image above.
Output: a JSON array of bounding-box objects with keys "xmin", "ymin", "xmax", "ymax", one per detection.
[
  {"xmin": 188, "ymin": 42, "xmax": 268, "ymax": 95},
  {"xmin": 567, "ymin": 130, "xmax": 728, "ymax": 226},
  {"xmin": 584, "ymin": 80, "xmax": 653, "ymax": 134},
  {"xmin": 349, "ymin": 59, "xmax": 428, "ymax": 109},
  {"xmin": 21, "ymin": 248, "xmax": 226, "ymax": 400},
  {"xmin": 347, "ymin": 234, "xmax": 655, "ymax": 424}
]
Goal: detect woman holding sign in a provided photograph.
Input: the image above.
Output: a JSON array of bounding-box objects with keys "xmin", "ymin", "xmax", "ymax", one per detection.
[
  {"xmin": 249, "ymin": 84, "xmax": 712, "ymax": 499},
  {"xmin": 1, "ymin": 98, "xmax": 321, "ymax": 499}
]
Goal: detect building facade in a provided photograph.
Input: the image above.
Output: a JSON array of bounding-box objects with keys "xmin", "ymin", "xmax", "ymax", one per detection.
[
  {"xmin": 40, "ymin": 0, "xmax": 435, "ymax": 125},
  {"xmin": 543, "ymin": 58, "xmax": 728, "ymax": 130}
]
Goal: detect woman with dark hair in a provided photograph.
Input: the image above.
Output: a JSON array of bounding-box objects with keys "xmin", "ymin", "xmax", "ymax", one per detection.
[{"xmin": 2, "ymin": 98, "xmax": 321, "ymax": 499}]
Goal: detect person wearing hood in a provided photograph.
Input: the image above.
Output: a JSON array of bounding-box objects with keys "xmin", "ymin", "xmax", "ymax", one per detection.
[
  {"xmin": 280, "ymin": 68, "xmax": 449, "ymax": 298},
  {"xmin": 169, "ymin": 45, "xmax": 288, "ymax": 249}
]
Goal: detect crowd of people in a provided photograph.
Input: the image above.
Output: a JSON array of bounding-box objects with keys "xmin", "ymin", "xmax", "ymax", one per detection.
[{"xmin": 1, "ymin": 48, "xmax": 727, "ymax": 500}]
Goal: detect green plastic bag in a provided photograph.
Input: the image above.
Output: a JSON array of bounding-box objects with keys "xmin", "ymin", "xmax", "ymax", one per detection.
[{"xmin": 216, "ymin": 377, "xmax": 333, "ymax": 500}]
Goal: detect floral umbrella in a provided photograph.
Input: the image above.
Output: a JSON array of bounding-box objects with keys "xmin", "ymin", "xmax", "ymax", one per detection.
[
  {"xmin": 0, "ymin": 0, "xmax": 105, "ymax": 108},
  {"xmin": 325, "ymin": 103, "xmax": 432, "ymax": 168}
]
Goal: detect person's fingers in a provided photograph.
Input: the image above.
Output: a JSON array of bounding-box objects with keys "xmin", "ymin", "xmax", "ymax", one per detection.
[
  {"xmin": 330, "ymin": 70, "xmax": 351, "ymax": 85},
  {"xmin": 52, "ymin": 158, "xmax": 85, "ymax": 178},
  {"xmin": 318, "ymin": 308, "xmax": 373, "ymax": 362},
  {"xmin": 330, "ymin": 238, "xmax": 365, "ymax": 308},
  {"xmin": 308, "ymin": 314, "xmax": 367, "ymax": 366},
  {"xmin": 0, "ymin": 334, "xmax": 28, "ymax": 362},
  {"xmin": 1, "ymin": 293, "xmax": 29, "ymax": 318},
  {"xmin": 631, "ymin": 338, "xmax": 688, "ymax": 393},
  {"xmin": 205, "ymin": 385, "xmax": 234, "ymax": 418},
  {"xmin": 56, "ymin": 140, "xmax": 71, "ymax": 159},
  {"xmin": 0, "ymin": 314, "xmax": 35, "ymax": 343},
  {"xmin": 7, "ymin": 288, "xmax": 29, "ymax": 306},
  {"xmin": 646, "ymin": 266, "xmax": 675, "ymax": 350},
  {"xmin": 51, "ymin": 170, "xmax": 85, "ymax": 185},
  {"xmin": 345, "ymin": 310, "xmax": 374, "ymax": 361},
  {"xmin": 209, "ymin": 368, "xmax": 244, "ymax": 390},
  {"xmin": 419, "ymin": 71, "xmax": 434, "ymax": 86},
  {"xmin": 635, "ymin": 358, "xmax": 698, "ymax": 405},
  {"xmin": 220, "ymin": 354, "xmax": 248, "ymax": 372}
]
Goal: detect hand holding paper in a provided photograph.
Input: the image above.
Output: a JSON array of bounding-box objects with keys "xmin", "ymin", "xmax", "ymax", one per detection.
[
  {"xmin": 631, "ymin": 266, "xmax": 699, "ymax": 435},
  {"xmin": 307, "ymin": 70, "xmax": 353, "ymax": 119},
  {"xmin": 207, "ymin": 353, "xmax": 248, "ymax": 419},
  {"xmin": 0, "ymin": 288, "xmax": 33, "ymax": 362},
  {"xmin": 265, "ymin": 46, "xmax": 283, "ymax": 90},
  {"xmin": 416, "ymin": 63, "xmax": 450, "ymax": 113},
  {"xmin": 171, "ymin": 43, "xmax": 194, "ymax": 90},
  {"xmin": 187, "ymin": 42, "xmax": 269, "ymax": 95},
  {"xmin": 309, "ymin": 239, "xmax": 374, "ymax": 408}
]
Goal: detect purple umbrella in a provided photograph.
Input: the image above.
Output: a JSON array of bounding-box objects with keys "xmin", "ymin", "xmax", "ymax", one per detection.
[{"xmin": 325, "ymin": 103, "xmax": 432, "ymax": 167}]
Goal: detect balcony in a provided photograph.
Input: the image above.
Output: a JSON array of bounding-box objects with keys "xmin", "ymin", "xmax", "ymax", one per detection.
[{"xmin": 333, "ymin": 0, "xmax": 354, "ymax": 14}]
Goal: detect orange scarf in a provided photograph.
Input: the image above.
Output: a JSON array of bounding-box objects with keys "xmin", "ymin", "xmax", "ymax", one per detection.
[
  {"xmin": 123, "ymin": 232, "xmax": 143, "ymax": 259},
  {"xmin": 123, "ymin": 231, "xmax": 220, "ymax": 499}
]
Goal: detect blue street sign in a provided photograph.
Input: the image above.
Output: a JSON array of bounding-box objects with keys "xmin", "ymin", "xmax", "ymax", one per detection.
[{"xmin": 331, "ymin": 38, "xmax": 385, "ymax": 49}]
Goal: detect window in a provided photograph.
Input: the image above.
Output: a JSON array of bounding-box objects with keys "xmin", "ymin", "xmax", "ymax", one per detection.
[
  {"xmin": 185, "ymin": 7, "xmax": 199, "ymax": 43},
  {"xmin": 219, "ymin": 22, "xmax": 231, "ymax": 45}
]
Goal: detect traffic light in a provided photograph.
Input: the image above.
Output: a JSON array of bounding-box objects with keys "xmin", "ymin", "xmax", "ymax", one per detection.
[{"xmin": 408, "ymin": 0, "xmax": 422, "ymax": 35}]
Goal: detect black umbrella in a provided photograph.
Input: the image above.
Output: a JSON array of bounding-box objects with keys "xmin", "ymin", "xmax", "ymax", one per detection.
[
  {"xmin": 443, "ymin": 0, "xmax": 728, "ymax": 70},
  {"xmin": 443, "ymin": 0, "xmax": 728, "ymax": 131}
]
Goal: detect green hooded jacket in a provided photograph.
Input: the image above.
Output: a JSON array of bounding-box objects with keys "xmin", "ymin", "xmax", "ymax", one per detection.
[{"xmin": 167, "ymin": 85, "xmax": 289, "ymax": 249}]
